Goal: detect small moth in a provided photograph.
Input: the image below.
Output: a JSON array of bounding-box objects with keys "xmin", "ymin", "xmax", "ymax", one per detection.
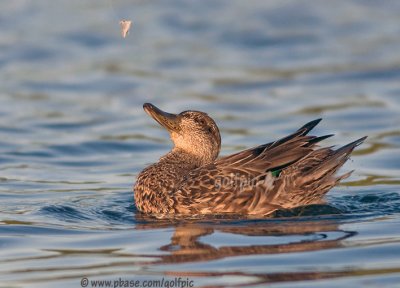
[{"xmin": 119, "ymin": 20, "xmax": 132, "ymax": 38}]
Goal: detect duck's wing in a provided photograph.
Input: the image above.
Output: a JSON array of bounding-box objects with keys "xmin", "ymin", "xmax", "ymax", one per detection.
[
  {"xmin": 173, "ymin": 160, "xmax": 282, "ymax": 215},
  {"xmin": 215, "ymin": 119, "xmax": 331, "ymax": 173}
]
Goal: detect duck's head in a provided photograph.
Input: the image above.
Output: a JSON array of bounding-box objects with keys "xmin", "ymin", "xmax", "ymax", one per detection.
[{"xmin": 143, "ymin": 103, "xmax": 221, "ymax": 164}]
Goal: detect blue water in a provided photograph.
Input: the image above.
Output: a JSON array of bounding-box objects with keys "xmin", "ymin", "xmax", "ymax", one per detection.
[{"xmin": 1, "ymin": 1, "xmax": 400, "ymax": 287}]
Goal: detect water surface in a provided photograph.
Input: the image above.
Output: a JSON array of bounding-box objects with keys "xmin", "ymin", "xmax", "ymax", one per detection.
[{"xmin": 1, "ymin": 1, "xmax": 400, "ymax": 287}]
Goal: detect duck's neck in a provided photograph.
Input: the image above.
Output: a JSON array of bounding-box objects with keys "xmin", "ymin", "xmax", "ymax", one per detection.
[{"xmin": 160, "ymin": 148, "xmax": 206, "ymax": 169}]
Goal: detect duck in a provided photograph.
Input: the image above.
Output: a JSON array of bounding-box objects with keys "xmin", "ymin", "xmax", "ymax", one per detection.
[{"xmin": 134, "ymin": 103, "xmax": 366, "ymax": 217}]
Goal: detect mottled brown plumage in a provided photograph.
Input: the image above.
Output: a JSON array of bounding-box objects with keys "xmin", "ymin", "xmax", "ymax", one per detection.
[{"xmin": 134, "ymin": 103, "xmax": 366, "ymax": 217}]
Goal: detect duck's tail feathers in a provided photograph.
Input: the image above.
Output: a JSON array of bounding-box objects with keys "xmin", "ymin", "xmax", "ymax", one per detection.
[
  {"xmin": 335, "ymin": 136, "xmax": 367, "ymax": 155},
  {"xmin": 276, "ymin": 136, "xmax": 366, "ymax": 206},
  {"xmin": 301, "ymin": 136, "xmax": 367, "ymax": 190},
  {"xmin": 309, "ymin": 136, "xmax": 366, "ymax": 179}
]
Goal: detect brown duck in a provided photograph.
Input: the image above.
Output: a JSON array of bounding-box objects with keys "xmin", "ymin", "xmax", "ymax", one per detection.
[{"xmin": 134, "ymin": 103, "xmax": 366, "ymax": 217}]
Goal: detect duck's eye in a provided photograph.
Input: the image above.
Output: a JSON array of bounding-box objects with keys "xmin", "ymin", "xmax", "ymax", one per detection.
[
  {"xmin": 196, "ymin": 118, "xmax": 206, "ymax": 126},
  {"xmin": 207, "ymin": 127, "xmax": 213, "ymax": 133}
]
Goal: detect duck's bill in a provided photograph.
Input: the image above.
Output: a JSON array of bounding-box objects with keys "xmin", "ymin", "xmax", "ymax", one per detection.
[{"xmin": 143, "ymin": 103, "xmax": 180, "ymax": 132}]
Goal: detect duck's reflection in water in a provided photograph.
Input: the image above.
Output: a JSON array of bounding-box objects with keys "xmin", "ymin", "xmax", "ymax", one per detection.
[{"xmin": 134, "ymin": 212, "xmax": 359, "ymax": 285}]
